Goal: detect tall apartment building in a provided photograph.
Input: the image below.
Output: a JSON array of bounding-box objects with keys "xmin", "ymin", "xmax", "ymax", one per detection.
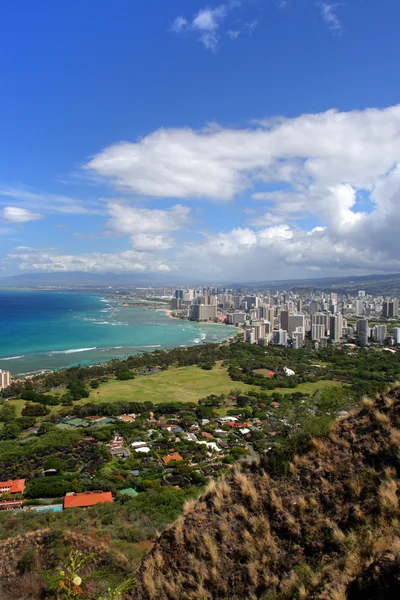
[
  {"xmin": 355, "ymin": 300, "xmax": 364, "ymax": 316},
  {"xmin": 309, "ymin": 300, "xmax": 319, "ymax": 315},
  {"xmin": 0, "ymin": 370, "xmax": 11, "ymax": 390},
  {"xmin": 226, "ymin": 311, "xmax": 247, "ymax": 326},
  {"xmin": 329, "ymin": 314, "xmax": 343, "ymax": 343},
  {"xmin": 288, "ymin": 315, "xmax": 305, "ymax": 336},
  {"xmin": 312, "ymin": 323, "xmax": 325, "ymax": 342},
  {"xmin": 357, "ymin": 319, "xmax": 369, "ymax": 347},
  {"xmin": 292, "ymin": 326, "xmax": 305, "ymax": 348},
  {"xmin": 373, "ymin": 324, "xmax": 387, "ymax": 342},
  {"xmin": 190, "ymin": 304, "xmax": 217, "ymax": 322},
  {"xmin": 393, "ymin": 327, "xmax": 400, "ymax": 344},
  {"xmin": 382, "ymin": 300, "xmax": 399, "ymax": 318},
  {"xmin": 280, "ymin": 310, "xmax": 289, "ymax": 332},
  {"xmin": 245, "ymin": 327, "xmax": 256, "ymax": 344},
  {"xmin": 251, "ymin": 320, "xmax": 266, "ymax": 341},
  {"xmin": 273, "ymin": 329, "xmax": 288, "ymax": 346}
]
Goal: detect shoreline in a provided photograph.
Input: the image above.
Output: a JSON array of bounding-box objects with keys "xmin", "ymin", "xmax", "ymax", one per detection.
[
  {"xmin": 158, "ymin": 308, "xmax": 239, "ymax": 329},
  {"xmin": 0, "ymin": 292, "xmax": 237, "ymax": 376}
]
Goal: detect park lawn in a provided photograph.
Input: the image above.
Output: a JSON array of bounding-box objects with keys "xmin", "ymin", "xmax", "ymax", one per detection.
[
  {"xmin": 85, "ymin": 365, "xmax": 256, "ymax": 406},
  {"xmin": 269, "ymin": 379, "xmax": 344, "ymax": 395},
  {"xmin": 5, "ymin": 398, "xmax": 28, "ymax": 417}
]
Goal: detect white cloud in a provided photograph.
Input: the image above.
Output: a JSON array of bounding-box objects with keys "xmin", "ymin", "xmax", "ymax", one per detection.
[
  {"xmin": 6, "ymin": 247, "xmax": 170, "ymax": 273},
  {"xmin": 319, "ymin": 1, "xmax": 342, "ymax": 32},
  {"xmin": 2, "ymin": 206, "xmax": 43, "ymax": 223},
  {"xmin": 247, "ymin": 211, "xmax": 286, "ymax": 227},
  {"xmin": 8, "ymin": 105, "xmax": 400, "ymax": 281},
  {"xmin": 106, "ymin": 203, "xmax": 190, "ymax": 251},
  {"xmin": 171, "ymin": 16, "xmax": 188, "ymax": 32},
  {"xmin": 85, "ymin": 105, "xmax": 400, "ymax": 203},
  {"xmin": 171, "ymin": 2, "xmax": 241, "ymax": 51},
  {"xmin": 81, "ymin": 104, "xmax": 400, "ymax": 278},
  {"xmin": 0, "ymin": 187, "xmax": 103, "ymax": 216}
]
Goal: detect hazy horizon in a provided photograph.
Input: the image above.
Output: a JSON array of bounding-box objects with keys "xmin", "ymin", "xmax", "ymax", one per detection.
[{"xmin": 1, "ymin": 2, "xmax": 400, "ymax": 281}]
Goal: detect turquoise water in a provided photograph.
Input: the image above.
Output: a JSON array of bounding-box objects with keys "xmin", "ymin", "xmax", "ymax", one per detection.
[{"xmin": 0, "ymin": 290, "xmax": 235, "ymax": 374}]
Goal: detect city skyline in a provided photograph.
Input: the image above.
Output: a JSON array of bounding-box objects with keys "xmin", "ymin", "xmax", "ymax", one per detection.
[{"xmin": 1, "ymin": 1, "xmax": 400, "ymax": 281}]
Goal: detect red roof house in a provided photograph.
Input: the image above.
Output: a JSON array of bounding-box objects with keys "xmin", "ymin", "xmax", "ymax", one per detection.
[
  {"xmin": 201, "ymin": 431, "xmax": 213, "ymax": 439},
  {"xmin": 0, "ymin": 499, "xmax": 23, "ymax": 511},
  {"xmin": 0, "ymin": 479, "xmax": 25, "ymax": 495},
  {"xmin": 63, "ymin": 491, "xmax": 113, "ymax": 509},
  {"xmin": 162, "ymin": 451, "xmax": 183, "ymax": 466}
]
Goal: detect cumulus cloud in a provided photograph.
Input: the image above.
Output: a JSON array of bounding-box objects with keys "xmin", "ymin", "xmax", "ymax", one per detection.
[
  {"xmin": 85, "ymin": 105, "xmax": 400, "ymax": 201},
  {"xmin": 82, "ymin": 104, "xmax": 400, "ymax": 279},
  {"xmin": 8, "ymin": 105, "xmax": 400, "ymax": 280},
  {"xmin": 106, "ymin": 203, "xmax": 190, "ymax": 251},
  {"xmin": 171, "ymin": 2, "xmax": 242, "ymax": 51},
  {"xmin": 6, "ymin": 247, "xmax": 170, "ymax": 274},
  {"xmin": 2, "ymin": 206, "xmax": 43, "ymax": 223}
]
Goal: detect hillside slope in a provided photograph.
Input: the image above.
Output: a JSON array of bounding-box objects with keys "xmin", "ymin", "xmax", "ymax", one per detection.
[
  {"xmin": 135, "ymin": 386, "xmax": 400, "ymax": 600},
  {"xmin": 0, "ymin": 529, "xmax": 131, "ymax": 600}
]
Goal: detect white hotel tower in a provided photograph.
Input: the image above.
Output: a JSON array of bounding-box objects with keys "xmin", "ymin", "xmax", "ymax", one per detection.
[{"xmin": 0, "ymin": 370, "xmax": 11, "ymax": 390}]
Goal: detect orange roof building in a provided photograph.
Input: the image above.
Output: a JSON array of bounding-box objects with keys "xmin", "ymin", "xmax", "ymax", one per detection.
[
  {"xmin": 162, "ymin": 452, "xmax": 183, "ymax": 467},
  {"xmin": 63, "ymin": 490, "xmax": 113, "ymax": 509},
  {"xmin": 0, "ymin": 479, "xmax": 25, "ymax": 495}
]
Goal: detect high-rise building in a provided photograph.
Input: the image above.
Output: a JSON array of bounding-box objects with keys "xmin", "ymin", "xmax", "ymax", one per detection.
[
  {"xmin": 226, "ymin": 311, "xmax": 247, "ymax": 326},
  {"xmin": 373, "ymin": 324, "xmax": 387, "ymax": 342},
  {"xmin": 355, "ymin": 300, "xmax": 364, "ymax": 317},
  {"xmin": 288, "ymin": 315, "xmax": 305, "ymax": 336},
  {"xmin": 312, "ymin": 323, "xmax": 325, "ymax": 342},
  {"xmin": 309, "ymin": 300, "xmax": 319, "ymax": 315},
  {"xmin": 245, "ymin": 327, "xmax": 256, "ymax": 344},
  {"xmin": 382, "ymin": 300, "xmax": 399, "ymax": 318},
  {"xmin": 0, "ymin": 370, "xmax": 11, "ymax": 390},
  {"xmin": 393, "ymin": 327, "xmax": 400, "ymax": 344},
  {"xmin": 251, "ymin": 320, "xmax": 266, "ymax": 341},
  {"xmin": 292, "ymin": 326, "xmax": 305, "ymax": 348},
  {"xmin": 273, "ymin": 329, "xmax": 288, "ymax": 346},
  {"xmin": 280, "ymin": 310, "xmax": 289, "ymax": 332},
  {"xmin": 190, "ymin": 304, "xmax": 217, "ymax": 322},
  {"xmin": 329, "ymin": 314, "xmax": 343, "ymax": 343},
  {"xmin": 357, "ymin": 319, "xmax": 369, "ymax": 347}
]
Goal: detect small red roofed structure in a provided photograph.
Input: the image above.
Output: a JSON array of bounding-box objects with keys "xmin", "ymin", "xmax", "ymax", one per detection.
[
  {"xmin": 201, "ymin": 431, "xmax": 213, "ymax": 439},
  {"xmin": 0, "ymin": 479, "xmax": 25, "ymax": 495},
  {"xmin": 0, "ymin": 499, "xmax": 23, "ymax": 511},
  {"xmin": 271, "ymin": 402, "xmax": 280, "ymax": 408},
  {"xmin": 162, "ymin": 451, "xmax": 183, "ymax": 467},
  {"xmin": 267, "ymin": 371, "xmax": 275, "ymax": 377},
  {"xmin": 63, "ymin": 491, "xmax": 113, "ymax": 509}
]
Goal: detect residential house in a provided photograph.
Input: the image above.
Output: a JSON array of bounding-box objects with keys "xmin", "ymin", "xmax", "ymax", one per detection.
[
  {"xmin": 162, "ymin": 451, "xmax": 183, "ymax": 466},
  {"xmin": 0, "ymin": 479, "xmax": 25, "ymax": 495},
  {"xmin": 64, "ymin": 491, "xmax": 113, "ymax": 509}
]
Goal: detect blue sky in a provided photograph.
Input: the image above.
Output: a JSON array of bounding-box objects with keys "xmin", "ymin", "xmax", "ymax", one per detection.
[{"xmin": 1, "ymin": 0, "xmax": 400, "ymax": 281}]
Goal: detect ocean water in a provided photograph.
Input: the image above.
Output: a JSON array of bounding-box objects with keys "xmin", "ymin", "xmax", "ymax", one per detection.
[{"xmin": 0, "ymin": 290, "xmax": 235, "ymax": 374}]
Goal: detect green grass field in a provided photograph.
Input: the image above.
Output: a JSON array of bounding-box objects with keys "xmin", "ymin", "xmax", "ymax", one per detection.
[
  {"xmin": 2, "ymin": 367, "xmax": 344, "ymax": 421},
  {"xmin": 84, "ymin": 365, "xmax": 344, "ymax": 406},
  {"xmin": 85, "ymin": 365, "xmax": 256, "ymax": 405}
]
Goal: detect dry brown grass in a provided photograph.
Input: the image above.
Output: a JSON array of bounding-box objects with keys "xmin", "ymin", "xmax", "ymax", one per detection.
[
  {"xmin": 134, "ymin": 386, "xmax": 400, "ymax": 600},
  {"xmin": 379, "ymin": 478, "xmax": 399, "ymax": 513},
  {"xmin": 373, "ymin": 409, "xmax": 391, "ymax": 426}
]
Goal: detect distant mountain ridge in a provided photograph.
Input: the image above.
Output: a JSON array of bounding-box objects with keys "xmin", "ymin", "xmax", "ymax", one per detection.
[{"xmin": 1, "ymin": 270, "xmax": 400, "ymax": 292}]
